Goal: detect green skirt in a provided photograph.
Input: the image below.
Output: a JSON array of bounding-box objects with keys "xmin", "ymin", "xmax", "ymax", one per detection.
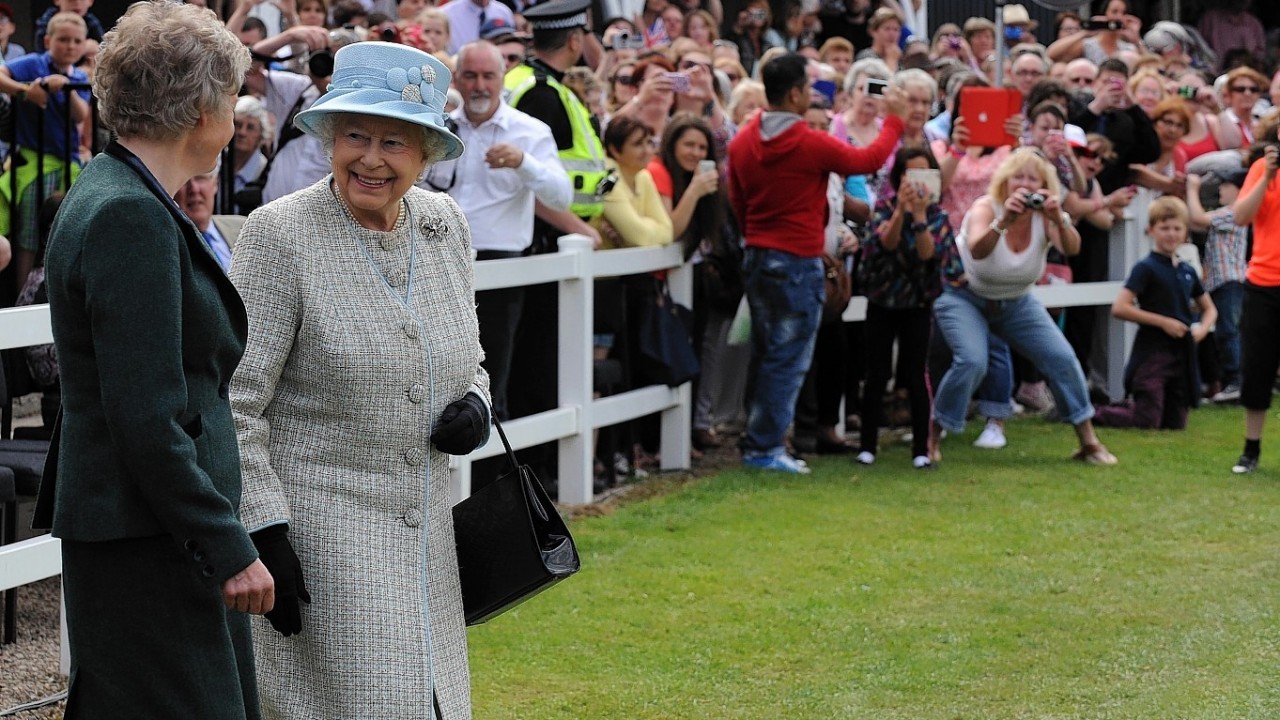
[{"xmin": 61, "ymin": 535, "xmax": 261, "ymax": 720}]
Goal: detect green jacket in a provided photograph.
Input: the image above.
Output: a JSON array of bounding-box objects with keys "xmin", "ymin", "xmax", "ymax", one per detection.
[{"xmin": 35, "ymin": 143, "xmax": 257, "ymax": 587}]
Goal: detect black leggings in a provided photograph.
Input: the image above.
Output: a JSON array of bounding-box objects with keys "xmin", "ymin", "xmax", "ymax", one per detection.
[{"xmin": 860, "ymin": 304, "xmax": 932, "ymax": 457}]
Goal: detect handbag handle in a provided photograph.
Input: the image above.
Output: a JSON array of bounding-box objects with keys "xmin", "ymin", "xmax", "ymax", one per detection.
[{"xmin": 491, "ymin": 415, "xmax": 520, "ymax": 470}]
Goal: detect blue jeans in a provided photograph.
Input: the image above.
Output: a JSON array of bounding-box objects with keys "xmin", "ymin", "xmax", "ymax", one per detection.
[
  {"xmin": 932, "ymin": 285, "xmax": 1094, "ymax": 433},
  {"xmin": 1211, "ymin": 281, "xmax": 1244, "ymax": 386},
  {"xmin": 742, "ymin": 248, "xmax": 824, "ymax": 457},
  {"xmin": 976, "ymin": 334, "xmax": 1014, "ymax": 420}
]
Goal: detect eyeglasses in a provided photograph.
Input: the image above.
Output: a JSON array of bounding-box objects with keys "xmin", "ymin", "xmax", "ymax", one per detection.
[
  {"xmin": 1231, "ymin": 85, "xmax": 1261, "ymax": 94},
  {"xmin": 679, "ymin": 60, "xmax": 711, "ymax": 71},
  {"xmin": 1073, "ymin": 147, "xmax": 1098, "ymax": 159},
  {"xmin": 1156, "ymin": 116, "xmax": 1187, "ymax": 130}
]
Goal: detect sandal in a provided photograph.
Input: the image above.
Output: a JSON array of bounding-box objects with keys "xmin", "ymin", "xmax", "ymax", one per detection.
[{"xmin": 1072, "ymin": 443, "xmax": 1117, "ymax": 465}]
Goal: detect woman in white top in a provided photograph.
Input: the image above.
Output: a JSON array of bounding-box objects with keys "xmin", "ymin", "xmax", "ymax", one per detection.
[{"xmin": 929, "ymin": 148, "xmax": 1117, "ymax": 465}]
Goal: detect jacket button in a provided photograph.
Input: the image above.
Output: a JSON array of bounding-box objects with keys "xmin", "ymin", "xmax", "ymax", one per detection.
[
  {"xmin": 193, "ymin": 550, "xmax": 207, "ymax": 563},
  {"xmin": 404, "ymin": 447, "xmax": 424, "ymax": 466},
  {"xmin": 408, "ymin": 384, "xmax": 425, "ymax": 403},
  {"xmin": 403, "ymin": 322, "xmax": 420, "ymax": 340},
  {"xmin": 218, "ymin": 382, "xmax": 229, "ymax": 399},
  {"xmin": 201, "ymin": 565, "xmax": 216, "ymax": 578},
  {"xmin": 403, "ymin": 508, "xmax": 423, "ymax": 528},
  {"xmin": 184, "ymin": 539, "xmax": 198, "ymax": 551}
]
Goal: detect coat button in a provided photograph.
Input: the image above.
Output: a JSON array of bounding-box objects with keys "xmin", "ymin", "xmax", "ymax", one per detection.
[
  {"xmin": 201, "ymin": 565, "xmax": 216, "ymax": 578},
  {"xmin": 184, "ymin": 539, "xmax": 198, "ymax": 551},
  {"xmin": 193, "ymin": 550, "xmax": 207, "ymax": 563},
  {"xmin": 403, "ymin": 508, "xmax": 423, "ymax": 528},
  {"xmin": 404, "ymin": 447, "xmax": 424, "ymax": 466},
  {"xmin": 403, "ymin": 322, "xmax": 420, "ymax": 339},
  {"xmin": 218, "ymin": 382, "xmax": 229, "ymax": 399},
  {"xmin": 408, "ymin": 384, "xmax": 425, "ymax": 403}
]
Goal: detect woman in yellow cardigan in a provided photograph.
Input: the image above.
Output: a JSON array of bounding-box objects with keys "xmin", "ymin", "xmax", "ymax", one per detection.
[
  {"xmin": 600, "ymin": 116, "xmax": 674, "ymax": 248},
  {"xmin": 598, "ymin": 115, "xmax": 675, "ymax": 472}
]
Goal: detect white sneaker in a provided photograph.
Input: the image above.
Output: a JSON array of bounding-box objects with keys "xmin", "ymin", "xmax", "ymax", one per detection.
[
  {"xmin": 855, "ymin": 451, "xmax": 875, "ymax": 465},
  {"xmin": 973, "ymin": 420, "xmax": 1007, "ymax": 449}
]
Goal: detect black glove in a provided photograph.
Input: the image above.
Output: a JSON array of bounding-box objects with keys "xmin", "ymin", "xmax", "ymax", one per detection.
[
  {"xmin": 250, "ymin": 524, "xmax": 311, "ymax": 637},
  {"xmin": 430, "ymin": 392, "xmax": 490, "ymax": 455}
]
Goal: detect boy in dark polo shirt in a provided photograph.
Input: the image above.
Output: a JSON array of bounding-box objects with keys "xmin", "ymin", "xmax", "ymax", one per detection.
[{"xmin": 1094, "ymin": 196, "xmax": 1218, "ymax": 429}]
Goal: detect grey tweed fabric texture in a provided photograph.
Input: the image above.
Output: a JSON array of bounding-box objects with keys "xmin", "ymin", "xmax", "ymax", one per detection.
[{"xmin": 230, "ymin": 177, "xmax": 488, "ymax": 720}]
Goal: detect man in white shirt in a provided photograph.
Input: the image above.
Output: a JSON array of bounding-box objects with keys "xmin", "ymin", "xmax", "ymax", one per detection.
[
  {"xmin": 426, "ymin": 40, "xmax": 572, "ymax": 419},
  {"xmin": 440, "ymin": 0, "xmax": 514, "ymax": 54}
]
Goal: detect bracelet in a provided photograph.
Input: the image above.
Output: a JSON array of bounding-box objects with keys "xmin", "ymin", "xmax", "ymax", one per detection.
[{"xmin": 989, "ymin": 218, "xmax": 1006, "ymax": 236}]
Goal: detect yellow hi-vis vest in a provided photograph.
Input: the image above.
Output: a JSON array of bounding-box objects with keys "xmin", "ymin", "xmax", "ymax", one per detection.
[{"xmin": 505, "ymin": 63, "xmax": 607, "ymax": 219}]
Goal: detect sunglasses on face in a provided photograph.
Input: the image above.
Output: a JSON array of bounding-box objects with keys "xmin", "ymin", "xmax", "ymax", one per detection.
[
  {"xmin": 1231, "ymin": 85, "xmax": 1260, "ymax": 94},
  {"xmin": 1073, "ymin": 147, "xmax": 1098, "ymax": 159}
]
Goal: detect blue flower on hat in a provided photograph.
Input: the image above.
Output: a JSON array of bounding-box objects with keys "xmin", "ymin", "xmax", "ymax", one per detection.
[{"xmin": 386, "ymin": 64, "xmax": 436, "ymax": 105}]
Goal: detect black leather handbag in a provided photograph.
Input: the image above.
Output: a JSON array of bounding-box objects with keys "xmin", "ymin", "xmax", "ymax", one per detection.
[
  {"xmin": 636, "ymin": 278, "xmax": 700, "ymax": 387},
  {"xmin": 452, "ymin": 418, "xmax": 581, "ymax": 625}
]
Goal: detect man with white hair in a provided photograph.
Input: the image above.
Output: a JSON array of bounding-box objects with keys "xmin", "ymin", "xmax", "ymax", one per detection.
[
  {"xmin": 428, "ymin": 40, "xmax": 571, "ymax": 421},
  {"xmin": 1011, "ymin": 50, "xmax": 1049, "ymax": 102}
]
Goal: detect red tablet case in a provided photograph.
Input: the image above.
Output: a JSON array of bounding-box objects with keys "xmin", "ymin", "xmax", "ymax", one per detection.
[{"xmin": 958, "ymin": 87, "xmax": 1023, "ymax": 148}]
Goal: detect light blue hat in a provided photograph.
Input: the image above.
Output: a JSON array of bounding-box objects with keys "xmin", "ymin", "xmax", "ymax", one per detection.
[{"xmin": 295, "ymin": 41, "xmax": 463, "ymax": 161}]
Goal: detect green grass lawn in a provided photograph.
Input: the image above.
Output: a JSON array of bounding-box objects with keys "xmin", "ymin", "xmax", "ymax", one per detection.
[{"xmin": 467, "ymin": 404, "xmax": 1280, "ymax": 719}]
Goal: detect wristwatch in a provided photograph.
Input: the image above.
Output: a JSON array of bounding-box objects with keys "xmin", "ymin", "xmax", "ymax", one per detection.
[{"xmin": 909, "ymin": 220, "xmax": 929, "ymax": 234}]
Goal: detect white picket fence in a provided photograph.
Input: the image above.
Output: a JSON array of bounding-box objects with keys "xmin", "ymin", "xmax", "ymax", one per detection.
[{"xmin": 0, "ymin": 196, "xmax": 1154, "ymax": 667}]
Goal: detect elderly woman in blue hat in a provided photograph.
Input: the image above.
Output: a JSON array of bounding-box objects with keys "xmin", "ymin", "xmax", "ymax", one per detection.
[{"xmin": 229, "ymin": 42, "xmax": 491, "ymax": 719}]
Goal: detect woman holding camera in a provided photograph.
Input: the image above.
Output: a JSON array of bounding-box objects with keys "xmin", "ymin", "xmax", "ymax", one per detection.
[
  {"xmin": 929, "ymin": 148, "xmax": 1116, "ymax": 465},
  {"xmin": 856, "ymin": 147, "xmax": 958, "ymax": 470}
]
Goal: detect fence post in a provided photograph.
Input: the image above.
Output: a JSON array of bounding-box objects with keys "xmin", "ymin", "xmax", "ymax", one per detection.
[
  {"xmin": 660, "ymin": 259, "xmax": 693, "ymax": 472},
  {"xmin": 1103, "ymin": 190, "xmax": 1150, "ymax": 400},
  {"xmin": 556, "ymin": 235, "xmax": 595, "ymax": 504}
]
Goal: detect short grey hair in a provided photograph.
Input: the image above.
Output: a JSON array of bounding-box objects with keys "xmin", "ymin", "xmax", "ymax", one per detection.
[
  {"xmin": 309, "ymin": 112, "xmax": 451, "ymax": 166},
  {"xmin": 844, "ymin": 57, "xmax": 891, "ymax": 94},
  {"xmin": 95, "ymin": 2, "xmax": 250, "ymax": 141},
  {"xmin": 235, "ymin": 95, "xmax": 274, "ymax": 148},
  {"xmin": 891, "ymin": 67, "xmax": 938, "ymax": 103}
]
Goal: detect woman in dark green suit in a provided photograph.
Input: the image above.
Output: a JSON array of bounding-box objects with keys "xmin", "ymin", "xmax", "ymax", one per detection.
[{"xmin": 35, "ymin": 3, "xmax": 275, "ymax": 717}]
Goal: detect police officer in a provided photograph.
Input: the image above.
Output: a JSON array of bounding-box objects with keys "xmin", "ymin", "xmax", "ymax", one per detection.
[{"xmin": 503, "ymin": 0, "xmax": 608, "ymax": 475}]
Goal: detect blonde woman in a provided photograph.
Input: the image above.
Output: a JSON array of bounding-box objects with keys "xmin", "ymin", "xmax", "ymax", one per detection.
[{"xmin": 930, "ymin": 148, "xmax": 1116, "ymax": 465}]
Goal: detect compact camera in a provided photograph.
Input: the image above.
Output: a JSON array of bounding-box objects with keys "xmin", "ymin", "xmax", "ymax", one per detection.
[
  {"xmin": 1025, "ymin": 192, "xmax": 1046, "ymax": 209},
  {"xmin": 611, "ymin": 31, "xmax": 644, "ymax": 50}
]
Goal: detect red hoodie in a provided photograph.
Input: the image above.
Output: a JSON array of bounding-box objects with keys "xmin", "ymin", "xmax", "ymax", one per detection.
[{"xmin": 728, "ymin": 112, "xmax": 904, "ymax": 258}]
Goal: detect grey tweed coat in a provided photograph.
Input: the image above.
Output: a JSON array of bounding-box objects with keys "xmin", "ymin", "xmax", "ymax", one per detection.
[{"xmin": 229, "ymin": 178, "xmax": 488, "ymax": 720}]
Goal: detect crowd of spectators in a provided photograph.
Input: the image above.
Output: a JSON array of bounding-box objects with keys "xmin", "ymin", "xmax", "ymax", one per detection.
[{"xmin": 4, "ymin": 0, "xmax": 1280, "ymax": 481}]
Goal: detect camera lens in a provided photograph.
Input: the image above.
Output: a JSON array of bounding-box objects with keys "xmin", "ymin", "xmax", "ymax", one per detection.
[{"xmin": 308, "ymin": 50, "xmax": 335, "ymax": 78}]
